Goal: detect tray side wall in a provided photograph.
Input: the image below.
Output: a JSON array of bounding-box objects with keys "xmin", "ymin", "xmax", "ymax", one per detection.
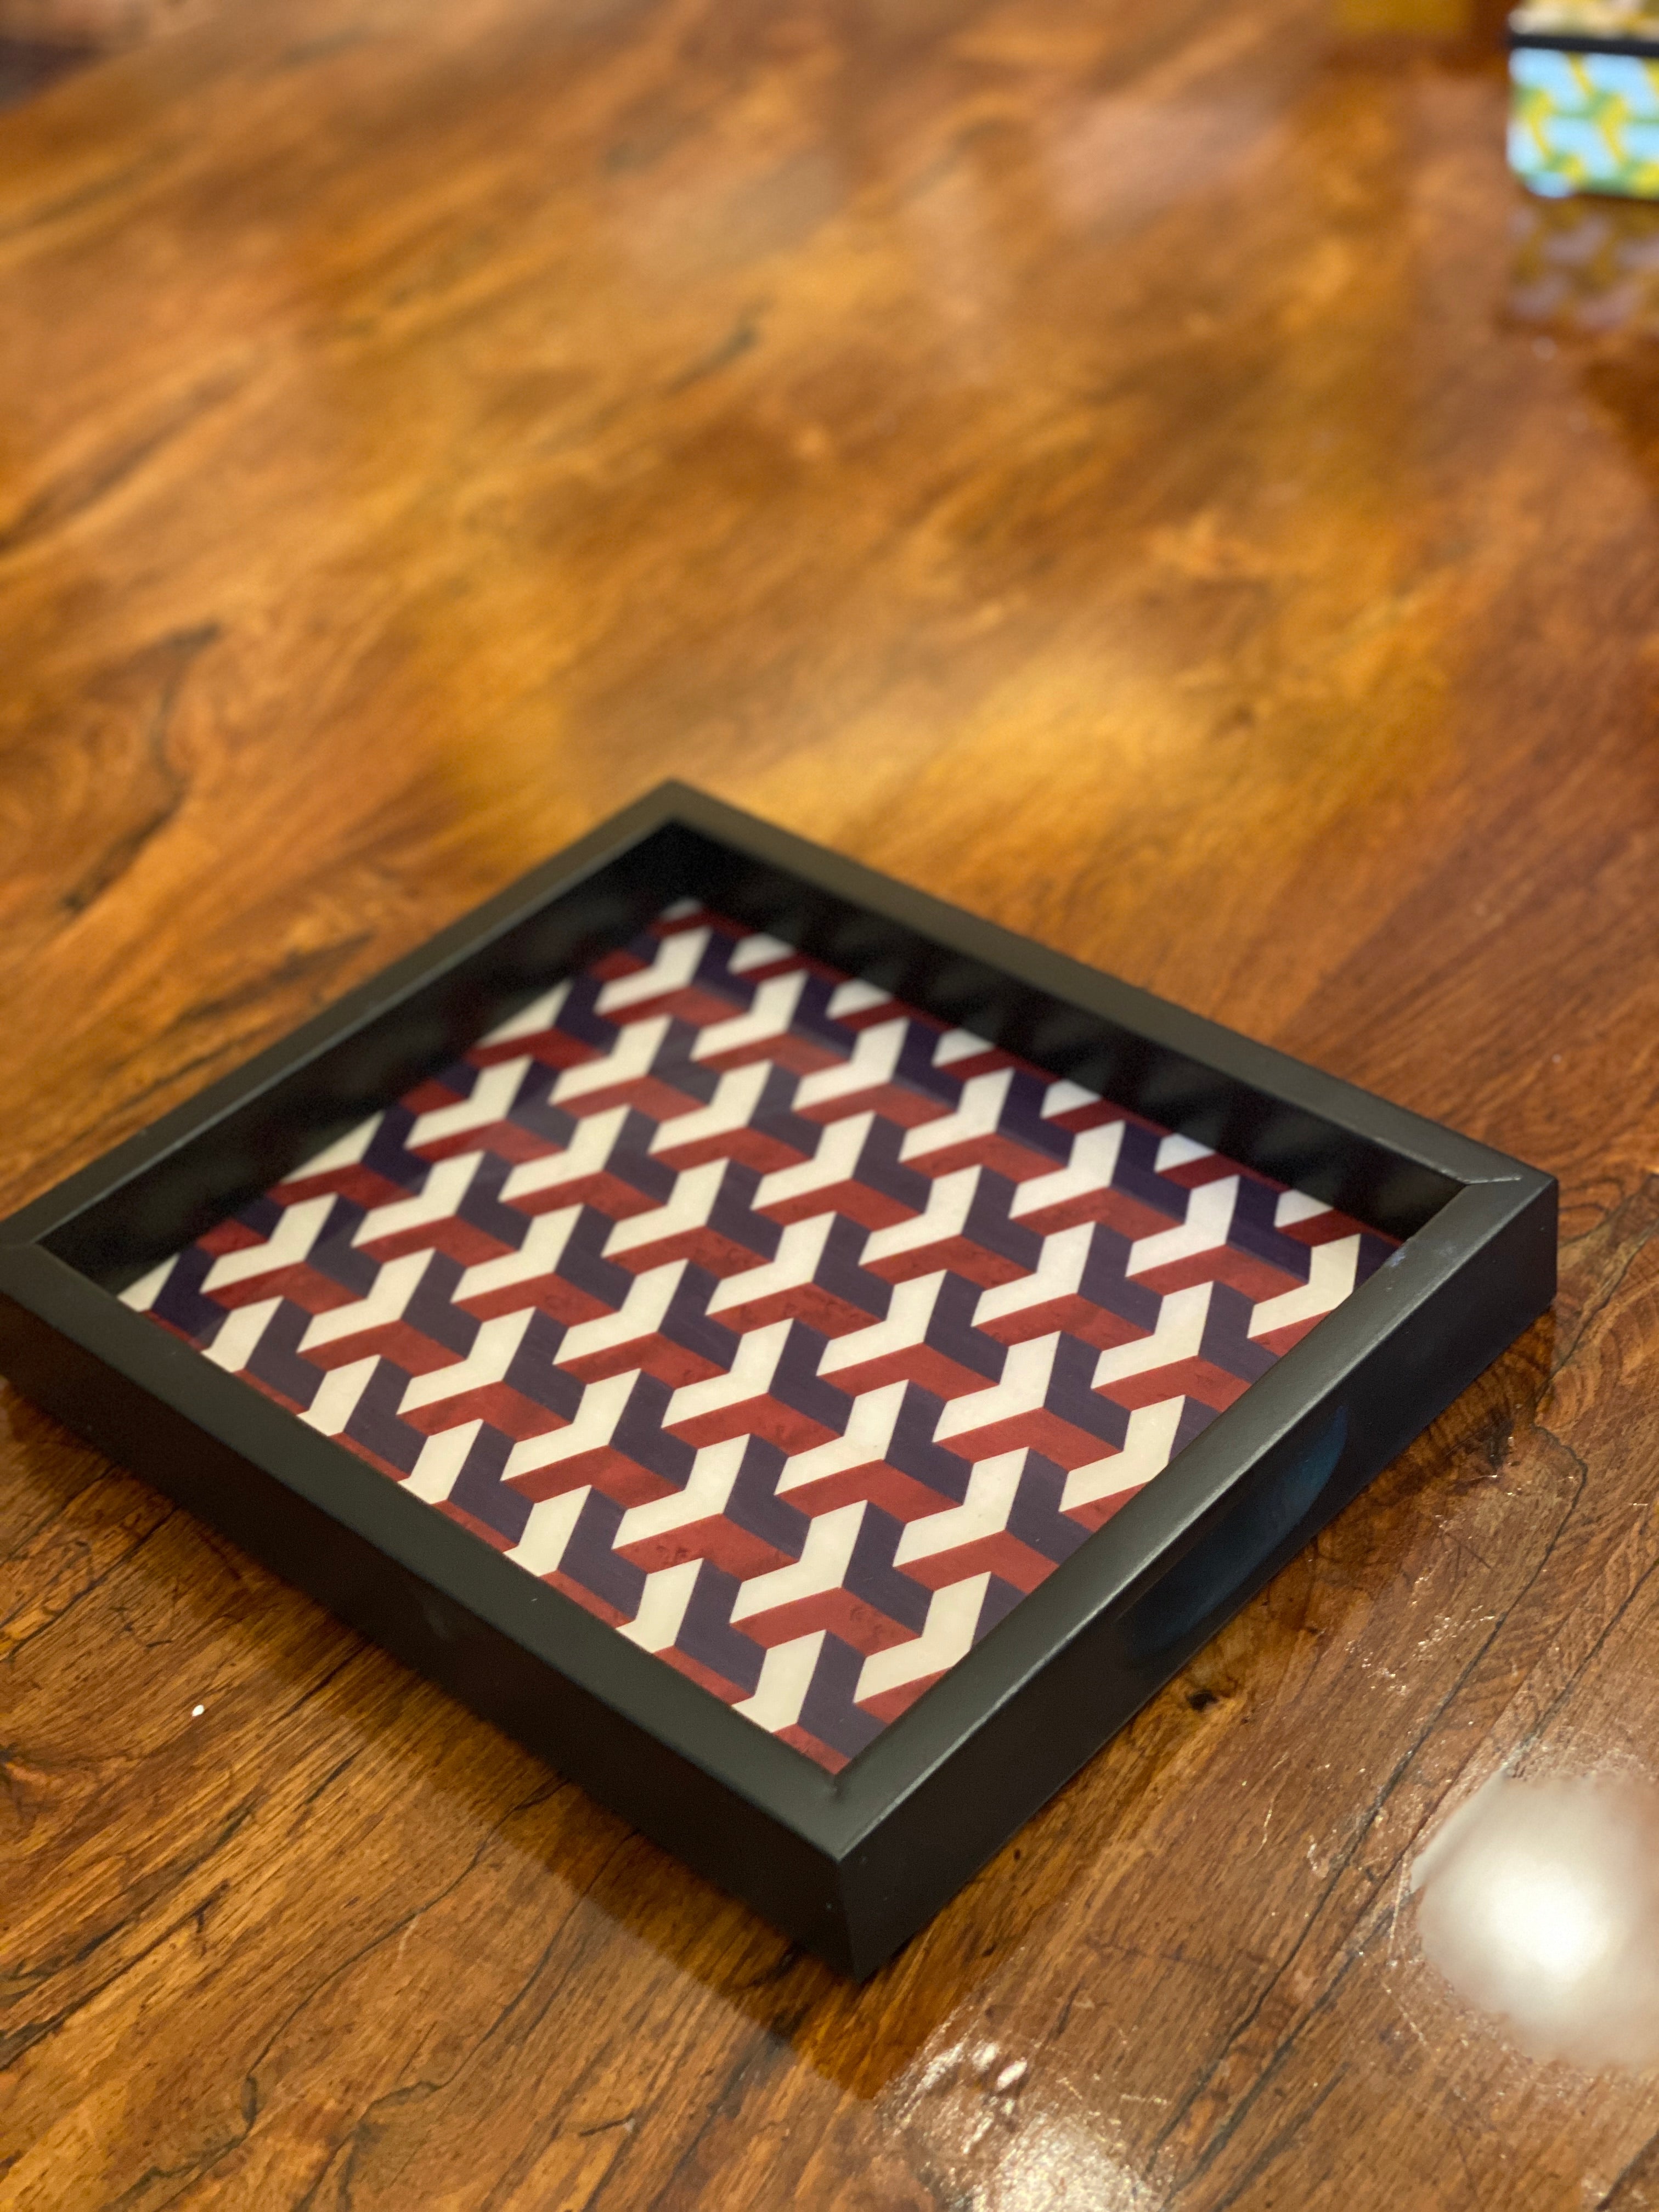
[
  {"xmin": 835, "ymin": 1172, "xmax": 1557, "ymax": 1976},
  {"xmin": 0, "ymin": 1283, "xmax": 857, "ymax": 1973},
  {"xmin": 671, "ymin": 826, "xmax": 1460, "ymax": 1240},
  {"xmin": 37, "ymin": 823, "xmax": 711, "ymax": 1288},
  {"xmin": 33, "ymin": 802, "xmax": 1471, "ymax": 1293}
]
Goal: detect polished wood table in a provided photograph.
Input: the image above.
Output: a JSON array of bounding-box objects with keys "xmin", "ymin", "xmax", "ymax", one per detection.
[{"xmin": 4, "ymin": 1, "xmax": 1657, "ymax": 2204}]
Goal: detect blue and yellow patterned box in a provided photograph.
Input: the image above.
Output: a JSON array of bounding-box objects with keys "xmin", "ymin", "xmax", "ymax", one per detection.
[{"xmin": 1510, "ymin": 2, "xmax": 1659, "ymax": 198}]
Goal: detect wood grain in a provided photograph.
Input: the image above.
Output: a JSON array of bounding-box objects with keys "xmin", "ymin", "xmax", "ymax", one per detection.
[
  {"xmin": 3, "ymin": 0, "xmax": 1658, "ymax": 2203},
  {"xmin": 0, "ymin": 4, "xmax": 198, "ymax": 48}
]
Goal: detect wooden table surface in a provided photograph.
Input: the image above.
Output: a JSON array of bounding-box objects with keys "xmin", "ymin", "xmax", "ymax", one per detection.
[{"xmin": 4, "ymin": 0, "xmax": 1658, "ymax": 2204}]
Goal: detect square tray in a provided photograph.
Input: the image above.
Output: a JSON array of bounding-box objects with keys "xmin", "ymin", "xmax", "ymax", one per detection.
[
  {"xmin": 0, "ymin": 785, "xmax": 1556, "ymax": 1976},
  {"xmin": 1510, "ymin": 3, "xmax": 1659, "ymax": 199}
]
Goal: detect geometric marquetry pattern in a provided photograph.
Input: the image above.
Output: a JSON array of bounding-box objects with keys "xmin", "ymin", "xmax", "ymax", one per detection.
[
  {"xmin": 124, "ymin": 902, "xmax": 1396, "ymax": 1771},
  {"xmin": 1511, "ymin": 34, "xmax": 1659, "ymax": 201}
]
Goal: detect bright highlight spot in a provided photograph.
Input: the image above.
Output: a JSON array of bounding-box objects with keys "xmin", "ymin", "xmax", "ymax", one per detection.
[{"xmin": 1413, "ymin": 1773, "xmax": 1659, "ymax": 2065}]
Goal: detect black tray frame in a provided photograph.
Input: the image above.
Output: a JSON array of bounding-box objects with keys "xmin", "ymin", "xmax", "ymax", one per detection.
[
  {"xmin": 0, "ymin": 784, "xmax": 1557, "ymax": 1976},
  {"xmin": 1508, "ymin": 26, "xmax": 1659, "ymax": 57}
]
